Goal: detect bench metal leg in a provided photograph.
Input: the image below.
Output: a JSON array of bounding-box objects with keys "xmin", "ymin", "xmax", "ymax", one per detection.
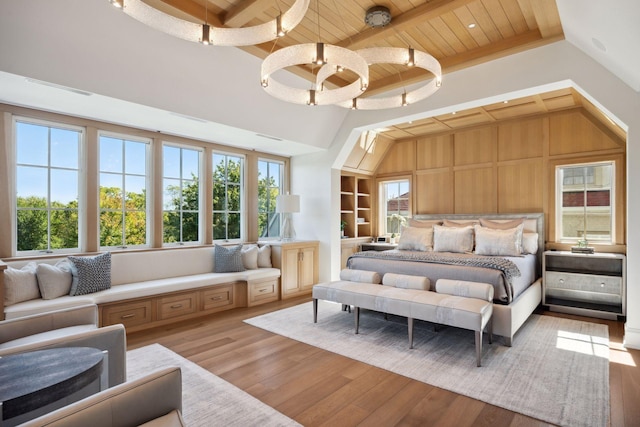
[
  {"xmin": 408, "ymin": 318, "xmax": 414, "ymax": 349},
  {"xmin": 313, "ymin": 298, "xmax": 318, "ymax": 323},
  {"xmin": 342, "ymin": 304, "xmax": 351, "ymax": 313},
  {"xmin": 475, "ymin": 330, "xmax": 483, "ymax": 367},
  {"xmin": 354, "ymin": 307, "xmax": 360, "ymax": 334},
  {"xmin": 487, "ymin": 317, "xmax": 493, "ymax": 345}
]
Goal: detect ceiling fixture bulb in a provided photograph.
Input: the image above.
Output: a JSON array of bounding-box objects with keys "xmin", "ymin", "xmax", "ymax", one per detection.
[
  {"xmin": 365, "ymin": 6, "xmax": 391, "ymax": 28},
  {"xmin": 468, "ymin": 23, "xmax": 476, "ymax": 29}
]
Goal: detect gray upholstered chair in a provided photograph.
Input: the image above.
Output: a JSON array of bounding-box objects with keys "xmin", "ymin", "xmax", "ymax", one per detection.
[
  {"xmin": 0, "ymin": 304, "xmax": 126, "ymax": 387},
  {"xmin": 20, "ymin": 367, "xmax": 184, "ymax": 427}
]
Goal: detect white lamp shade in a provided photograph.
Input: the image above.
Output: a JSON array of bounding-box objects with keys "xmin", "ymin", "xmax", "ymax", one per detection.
[{"xmin": 276, "ymin": 194, "xmax": 300, "ymax": 213}]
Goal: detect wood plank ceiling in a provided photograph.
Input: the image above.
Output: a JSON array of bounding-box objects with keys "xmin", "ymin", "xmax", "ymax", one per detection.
[{"xmin": 143, "ymin": 0, "xmax": 564, "ymax": 96}]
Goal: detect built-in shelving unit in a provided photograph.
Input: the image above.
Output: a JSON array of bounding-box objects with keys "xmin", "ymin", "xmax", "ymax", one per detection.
[{"xmin": 341, "ymin": 174, "xmax": 373, "ymax": 239}]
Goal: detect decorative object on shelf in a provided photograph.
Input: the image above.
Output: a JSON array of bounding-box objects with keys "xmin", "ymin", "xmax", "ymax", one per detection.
[
  {"xmin": 571, "ymin": 231, "xmax": 594, "ymax": 253},
  {"xmin": 390, "ymin": 233, "xmax": 397, "ymax": 245},
  {"xmin": 260, "ymin": 3, "xmax": 442, "ymax": 109},
  {"xmin": 108, "ymin": 0, "xmax": 309, "ymax": 46},
  {"xmin": 340, "ymin": 220, "xmax": 347, "ymax": 238},
  {"xmin": 276, "ymin": 193, "xmax": 300, "ymax": 242}
]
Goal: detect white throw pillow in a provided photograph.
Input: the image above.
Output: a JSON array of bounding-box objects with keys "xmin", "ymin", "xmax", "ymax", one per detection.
[
  {"xmin": 257, "ymin": 245, "xmax": 272, "ymax": 268},
  {"xmin": 36, "ymin": 260, "xmax": 73, "ymax": 299},
  {"xmin": 4, "ymin": 262, "xmax": 40, "ymax": 306},
  {"xmin": 433, "ymin": 225, "xmax": 474, "ymax": 253},
  {"xmin": 397, "ymin": 226, "xmax": 433, "ymax": 251},
  {"xmin": 522, "ymin": 232, "xmax": 539, "ymax": 255},
  {"xmin": 474, "ymin": 224, "xmax": 523, "ymax": 257},
  {"xmin": 241, "ymin": 245, "xmax": 259, "ymax": 270}
]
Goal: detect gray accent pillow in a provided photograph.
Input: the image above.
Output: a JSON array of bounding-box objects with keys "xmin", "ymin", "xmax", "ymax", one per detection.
[
  {"xmin": 4, "ymin": 262, "xmax": 40, "ymax": 306},
  {"xmin": 214, "ymin": 244, "xmax": 245, "ymax": 273},
  {"xmin": 36, "ymin": 260, "xmax": 73, "ymax": 299},
  {"xmin": 68, "ymin": 252, "xmax": 112, "ymax": 296}
]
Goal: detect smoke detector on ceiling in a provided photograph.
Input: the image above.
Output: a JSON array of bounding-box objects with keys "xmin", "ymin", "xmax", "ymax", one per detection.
[{"xmin": 365, "ymin": 6, "xmax": 392, "ymax": 28}]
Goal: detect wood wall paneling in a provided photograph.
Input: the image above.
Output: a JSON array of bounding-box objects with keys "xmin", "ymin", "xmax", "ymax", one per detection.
[
  {"xmin": 415, "ymin": 170, "xmax": 453, "ymax": 214},
  {"xmin": 375, "ymin": 140, "xmax": 415, "ymax": 175},
  {"xmin": 454, "ymin": 167, "xmax": 496, "ymax": 213},
  {"xmin": 416, "ymin": 135, "xmax": 452, "ymax": 170},
  {"xmin": 498, "ymin": 160, "xmax": 544, "ymax": 212},
  {"xmin": 498, "ymin": 117, "xmax": 544, "ymax": 161},
  {"xmin": 549, "ymin": 110, "xmax": 624, "ymax": 156},
  {"xmin": 453, "ymin": 126, "xmax": 496, "ymax": 166}
]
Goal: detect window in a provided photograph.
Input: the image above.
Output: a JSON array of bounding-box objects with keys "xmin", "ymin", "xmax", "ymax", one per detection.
[
  {"xmin": 99, "ymin": 134, "xmax": 150, "ymax": 248},
  {"xmin": 15, "ymin": 119, "xmax": 82, "ymax": 253},
  {"xmin": 163, "ymin": 145, "xmax": 201, "ymax": 245},
  {"xmin": 212, "ymin": 153, "xmax": 244, "ymax": 240},
  {"xmin": 258, "ymin": 159, "xmax": 283, "ymax": 238},
  {"xmin": 556, "ymin": 162, "xmax": 614, "ymax": 243},
  {"xmin": 379, "ymin": 179, "xmax": 410, "ymax": 235}
]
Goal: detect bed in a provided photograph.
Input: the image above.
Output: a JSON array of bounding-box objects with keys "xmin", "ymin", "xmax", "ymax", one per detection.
[{"xmin": 346, "ymin": 213, "xmax": 544, "ymax": 346}]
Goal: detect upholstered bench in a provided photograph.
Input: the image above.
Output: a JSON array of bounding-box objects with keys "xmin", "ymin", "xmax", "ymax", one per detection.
[{"xmin": 312, "ymin": 271, "xmax": 494, "ymax": 366}]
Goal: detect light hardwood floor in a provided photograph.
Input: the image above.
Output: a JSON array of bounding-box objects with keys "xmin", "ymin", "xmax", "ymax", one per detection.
[{"xmin": 127, "ymin": 296, "xmax": 640, "ymax": 426}]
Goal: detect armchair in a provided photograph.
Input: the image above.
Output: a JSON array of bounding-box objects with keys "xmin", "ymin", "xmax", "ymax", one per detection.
[
  {"xmin": 21, "ymin": 367, "xmax": 184, "ymax": 427},
  {"xmin": 0, "ymin": 304, "xmax": 126, "ymax": 387}
]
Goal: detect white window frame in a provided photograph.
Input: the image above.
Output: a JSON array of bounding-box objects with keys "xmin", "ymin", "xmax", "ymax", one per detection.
[
  {"xmin": 13, "ymin": 117, "xmax": 84, "ymax": 256},
  {"xmin": 162, "ymin": 143, "xmax": 203, "ymax": 246},
  {"xmin": 378, "ymin": 177, "xmax": 411, "ymax": 236},
  {"xmin": 212, "ymin": 151, "xmax": 245, "ymax": 242},
  {"xmin": 257, "ymin": 158, "xmax": 284, "ymax": 240},
  {"xmin": 555, "ymin": 161, "xmax": 615, "ymax": 244},
  {"xmin": 98, "ymin": 131, "xmax": 152, "ymax": 250}
]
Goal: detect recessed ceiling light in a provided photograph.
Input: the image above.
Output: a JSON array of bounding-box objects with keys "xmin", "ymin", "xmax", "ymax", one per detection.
[
  {"xmin": 592, "ymin": 37, "xmax": 607, "ymax": 52},
  {"xmin": 452, "ymin": 111, "xmax": 457, "ymax": 115},
  {"xmin": 503, "ymin": 100, "xmax": 509, "ymax": 104},
  {"xmin": 468, "ymin": 23, "xmax": 476, "ymax": 29}
]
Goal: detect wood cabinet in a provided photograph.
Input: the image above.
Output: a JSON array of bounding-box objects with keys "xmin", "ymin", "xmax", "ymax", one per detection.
[
  {"xmin": 340, "ymin": 237, "xmax": 371, "ymax": 269},
  {"xmin": 543, "ymin": 250, "xmax": 626, "ymax": 319},
  {"xmin": 341, "ymin": 174, "xmax": 374, "ymax": 239},
  {"xmin": 248, "ymin": 278, "xmax": 279, "ymax": 306},
  {"xmin": 269, "ymin": 241, "xmax": 319, "ymax": 299}
]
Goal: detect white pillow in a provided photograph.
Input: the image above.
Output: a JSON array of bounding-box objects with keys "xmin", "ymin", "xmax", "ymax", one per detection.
[
  {"xmin": 4, "ymin": 262, "xmax": 40, "ymax": 306},
  {"xmin": 522, "ymin": 232, "xmax": 539, "ymax": 255},
  {"xmin": 241, "ymin": 245, "xmax": 259, "ymax": 270},
  {"xmin": 257, "ymin": 245, "xmax": 272, "ymax": 268},
  {"xmin": 433, "ymin": 225, "xmax": 474, "ymax": 253},
  {"xmin": 397, "ymin": 226, "xmax": 433, "ymax": 251},
  {"xmin": 36, "ymin": 260, "xmax": 73, "ymax": 299},
  {"xmin": 474, "ymin": 224, "xmax": 522, "ymax": 257}
]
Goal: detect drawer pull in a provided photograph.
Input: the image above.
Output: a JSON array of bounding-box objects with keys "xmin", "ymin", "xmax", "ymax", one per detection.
[
  {"xmin": 259, "ymin": 288, "xmax": 269, "ymax": 293},
  {"xmin": 121, "ymin": 314, "xmax": 136, "ymax": 319},
  {"xmin": 559, "ymin": 279, "xmax": 564, "ymax": 284},
  {"xmin": 601, "ymin": 283, "xmax": 605, "ymax": 287},
  {"xmin": 171, "ymin": 304, "xmax": 183, "ymax": 309},
  {"xmin": 211, "ymin": 296, "xmax": 223, "ymax": 301}
]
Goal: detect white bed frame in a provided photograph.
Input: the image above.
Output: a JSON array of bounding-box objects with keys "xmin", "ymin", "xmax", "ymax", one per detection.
[{"xmin": 413, "ymin": 213, "xmax": 544, "ymax": 346}]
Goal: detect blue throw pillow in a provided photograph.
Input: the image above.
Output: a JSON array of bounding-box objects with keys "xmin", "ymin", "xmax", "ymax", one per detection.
[
  {"xmin": 214, "ymin": 244, "xmax": 245, "ymax": 273},
  {"xmin": 68, "ymin": 252, "xmax": 112, "ymax": 296}
]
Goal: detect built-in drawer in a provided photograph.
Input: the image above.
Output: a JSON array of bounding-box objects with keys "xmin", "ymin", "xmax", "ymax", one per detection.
[
  {"xmin": 158, "ymin": 292, "xmax": 197, "ymax": 320},
  {"xmin": 248, "ymin": 279, "xmax": 279, "ymax": 305},
  {"xmin": 545, "ymin": 271, "xmax": 622, "ymax": 304},
  {"xmin": 102, "ymin": 300, "xmax": 153, "ymax": 328},
  {"xmin": 202, "ymin": 285, "xmax": 233, "ymax": 311}
]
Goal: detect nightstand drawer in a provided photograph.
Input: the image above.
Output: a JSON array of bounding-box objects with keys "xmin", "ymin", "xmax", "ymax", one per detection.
[{"xmin": 546, "ymin": 271, "xmax": 621, "ymax": 304}]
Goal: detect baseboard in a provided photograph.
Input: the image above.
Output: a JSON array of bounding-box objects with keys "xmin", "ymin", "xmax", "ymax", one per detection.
[{"xmin": 623, "ymin": 325, "xmax": 640, "ymax": 350}]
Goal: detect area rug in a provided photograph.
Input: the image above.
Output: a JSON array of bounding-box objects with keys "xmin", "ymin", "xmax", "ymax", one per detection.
[
  {"xmin": 127, "ymin": 344, "xmax": 300, "ymax": 427},
  {"xmin": 245, "ymin": 300, "xmax": 610, "ymax": 427}
]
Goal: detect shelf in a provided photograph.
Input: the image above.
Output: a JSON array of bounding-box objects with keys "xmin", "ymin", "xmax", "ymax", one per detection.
[
  {"xmin": 357, "ymin": 222, "xmax": 370, "ymax": 225},
  {"xmin": 341, "ymin": 191, "xmax": 354, "ymax": 196},
  {"xmin": 341, "ymin": 210, "xmax": 354, "ymax": 214},
  {"xmin": 357, "ymin": 207, "xmax": 370, "ymax": 211}
]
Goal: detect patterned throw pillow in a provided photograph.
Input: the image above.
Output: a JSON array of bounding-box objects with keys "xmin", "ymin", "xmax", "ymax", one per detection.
[
  {"xmin": 68, "ymin": 252, "xmax": 112, "ymax": 296},
  {"xmin": 214, "ymin": 244, "xmax": 245, "ymax": 273}
]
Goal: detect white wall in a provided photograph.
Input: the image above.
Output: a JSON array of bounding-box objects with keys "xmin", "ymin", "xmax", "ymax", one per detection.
[{"xmin": 292, "ymin": 41, "xmax": 640, "ymax": 348}]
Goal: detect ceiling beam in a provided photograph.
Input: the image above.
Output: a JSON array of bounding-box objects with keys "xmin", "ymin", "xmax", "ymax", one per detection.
[
  {"xmin": 336, "ymin": 0, "xmax": 477, "ymax": 50},
  {"xmin": 158, "ymin": 0, "xmax": 223, "ymax": 26},
  {"xmin": 223, "ymin": 0, "xmax": 272, "ymax": 27},
  {"xmin": 363, "ymin": 29, "xmax": 561, "ymax": 96}
]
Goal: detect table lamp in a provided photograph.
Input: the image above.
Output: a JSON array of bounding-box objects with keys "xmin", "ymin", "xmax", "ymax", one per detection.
[{"xmin": 276, "ymin": 193, "xmax": 300, "ymax": 241}]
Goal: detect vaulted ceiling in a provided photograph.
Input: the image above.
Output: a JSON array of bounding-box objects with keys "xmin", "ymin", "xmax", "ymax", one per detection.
[{"xmin": 146, "ymin": 0, "xmax": 564, "ymax": 96}]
